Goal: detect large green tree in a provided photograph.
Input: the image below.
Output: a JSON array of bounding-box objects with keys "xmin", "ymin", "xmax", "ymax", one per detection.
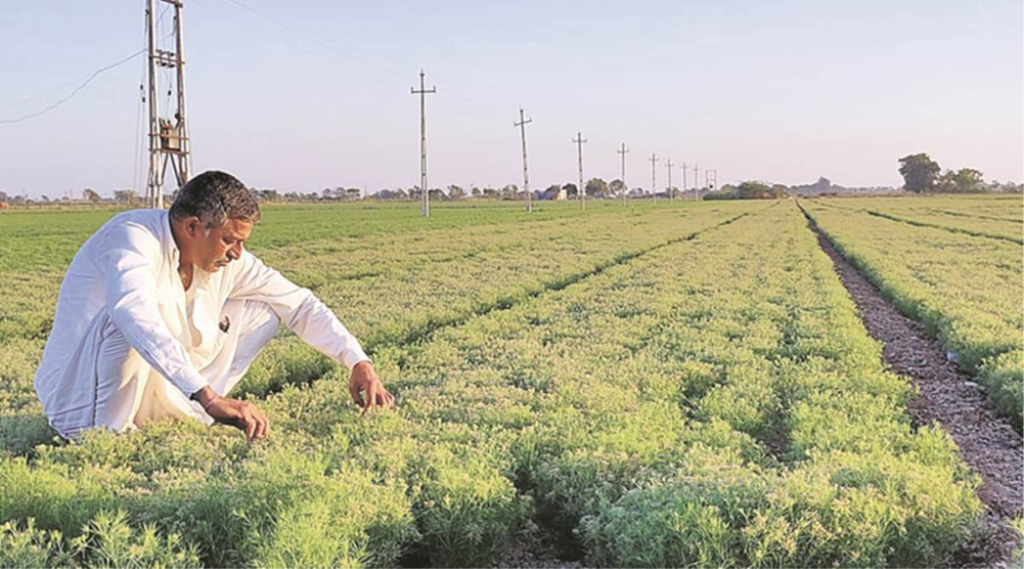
[
  {"xmin": 447, "ymin": 185, "xmax": 465, "ymax": 200},
  {"xmin": 950, "ymin": 168, "xmax": 984, "ymax": 192},
  {"xmin": 736, "ymin": 181, "xmax": 773, "ymax": 199},
  {"xmin": 585, "ymin": 177, "xmax": 608, "ymax": 197},
  {"xmin": 113, "ymin": 190, "xmax": 137, "ymax": 206},
  {"xmin": 898, "ymin": 153, "xmax": 941, "ymax": 193}
]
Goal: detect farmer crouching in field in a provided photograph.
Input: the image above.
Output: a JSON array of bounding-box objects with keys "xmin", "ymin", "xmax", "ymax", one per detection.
[{"xmin": 35, "ymin": 171, "xmax": 393, "ymax": 441}]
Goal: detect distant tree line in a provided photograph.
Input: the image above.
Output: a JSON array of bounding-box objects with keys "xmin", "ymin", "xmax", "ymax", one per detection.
[
  {"xmin": 4, "ymin": 157, "xmax": 1020, "ymax": 209},
  {"xmin": 897, "ymin": 153, "xmax": 1019, "ymax": 193},
  {"xmin": 706, "ymin": 181, "xmax": 788, "ymax": 200}
]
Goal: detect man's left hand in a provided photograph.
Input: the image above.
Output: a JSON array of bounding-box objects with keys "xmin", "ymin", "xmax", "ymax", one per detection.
[{"xmin": 349, "ymin": 361, "xmax": 394, "ymax": 413}]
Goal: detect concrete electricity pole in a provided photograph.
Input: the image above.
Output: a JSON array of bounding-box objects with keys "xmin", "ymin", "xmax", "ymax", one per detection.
[
  {"xmin": 411, "ymin": 70, "xmax": 436, "ymax": 217},
  {"xmin": 573, "ymin": 132, "xmax": 587, "ymax": 209},
  {"xmin": 693, "ymin": 164, "xmax": 701, "ymax": 201},
  {"xmin": 682, "ymin": 162, "xmax": 689, "ymax": 200},
  {"xmin": 649, "ymin": 153, "xmax": 659, "ymax": 204},
  {"xmin": 146, "ymin": 0, "xmax": 191, "ymax": 209},
  {"xmin": 665, "ymin": 159, "xmax": 674, "ymax": 202},
  {"xmin": 514, "ymin": 108, "xmax": 533, "ymax": 213},
  {"xmin": 617, "ymin": 143, "xmax": 629, "ymax": 207}
]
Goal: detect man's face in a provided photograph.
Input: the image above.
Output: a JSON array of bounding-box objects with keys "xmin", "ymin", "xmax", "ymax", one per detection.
[{"xmin": 194, "ymin": 218, "xmax": 253, "ymax": 273}]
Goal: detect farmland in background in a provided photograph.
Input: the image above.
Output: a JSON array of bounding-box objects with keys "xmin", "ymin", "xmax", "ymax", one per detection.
[{"xmin": 0, "ymin": 196, "xmax": 1019, "ymax": 567}]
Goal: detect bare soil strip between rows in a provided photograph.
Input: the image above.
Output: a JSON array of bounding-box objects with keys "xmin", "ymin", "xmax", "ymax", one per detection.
[{"xmin": 800, "ymin": 205, "xmax": 1023, "ymax": 567}]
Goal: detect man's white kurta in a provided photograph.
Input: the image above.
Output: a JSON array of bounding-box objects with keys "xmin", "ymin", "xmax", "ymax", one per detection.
[{"xmin": 35, "ymin": 209, "xmax": 369, "ymax": 438}]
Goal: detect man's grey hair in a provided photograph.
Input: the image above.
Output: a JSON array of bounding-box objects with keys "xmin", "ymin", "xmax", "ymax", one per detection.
[{"xmin": 168, "ymin": 171, "xmax": 261, "ymax": 228}]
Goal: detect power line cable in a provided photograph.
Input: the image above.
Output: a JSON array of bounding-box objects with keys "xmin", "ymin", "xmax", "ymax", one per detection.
[
  {"xmin": 0, "ymin": 49, "xmax": 146, "ymax": 125},
  {"xmin": 0, "ymin": 5, "xmax": 171, "ymax": 114},
  {"xmin": 209, "ymin": 0, "xmax": 493, "ymax": 113},
  {"xmin": 191, "ymin": 0, "xmax": 373, "ymax": 76}
]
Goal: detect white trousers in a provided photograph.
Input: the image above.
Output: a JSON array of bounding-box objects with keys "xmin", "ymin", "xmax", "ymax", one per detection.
[{"xmin": 92, "ymin": 299, "xmax": 279, "ymax": 433}]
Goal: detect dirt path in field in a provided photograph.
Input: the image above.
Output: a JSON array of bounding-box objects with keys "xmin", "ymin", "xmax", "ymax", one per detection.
[{"xmin": 802, "ymin": 213, "xmax": 1023, "ymax": 568}]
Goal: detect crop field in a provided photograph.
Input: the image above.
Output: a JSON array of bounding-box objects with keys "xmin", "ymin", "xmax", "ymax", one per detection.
[
  {"xmin": 0, "ymin": 197, "xmax": 1020, "ymax": 567},
  {"xmin": 801, "ymin": 196, "xmax": 1024, "ymax": 429}
]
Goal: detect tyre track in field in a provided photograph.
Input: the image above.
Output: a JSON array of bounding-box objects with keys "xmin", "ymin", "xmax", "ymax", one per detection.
[{"xmin": 799, "ymin": 202, "xmax": 1023, "ymax": 568}]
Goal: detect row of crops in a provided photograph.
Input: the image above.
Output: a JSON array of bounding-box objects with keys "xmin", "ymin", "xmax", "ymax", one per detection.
[
  {"xmin": 801, "ymin": 196, "xmax": 1024, "ymax": 430},
  {"xmin": 0, "ymin": 200, "xmax": 987, "ymax": 567},
  {"xmin": 815, "ymin": 195, "xmax": 1022, "ymax": 244},
  {"xmin": 0, "ymin": 202, "xmax": 763, "ymax": 450}
]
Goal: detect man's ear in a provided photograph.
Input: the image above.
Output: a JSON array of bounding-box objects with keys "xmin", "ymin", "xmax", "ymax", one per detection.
[{"xmin": 185, "ymin": 217, "xmax": 202, "ymax": 237}]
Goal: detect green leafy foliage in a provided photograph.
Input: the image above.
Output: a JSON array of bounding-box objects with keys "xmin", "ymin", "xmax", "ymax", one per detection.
[
  {"xmin": 0, "ymin": 199, "xmax": 997, "ymax": 566},
  {"xmin": 803, "ymin": 196, "xmax": 1023, "ymax": 429}
]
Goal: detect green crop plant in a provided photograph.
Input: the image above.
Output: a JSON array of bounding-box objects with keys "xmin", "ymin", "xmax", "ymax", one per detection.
[
  {"xmin": 802, "ymin": 199, "xmax": 1023, "ymax": 430},
  {"xmin": 0, "ymin": 199, "xmax": 999, "ymax": 566}
]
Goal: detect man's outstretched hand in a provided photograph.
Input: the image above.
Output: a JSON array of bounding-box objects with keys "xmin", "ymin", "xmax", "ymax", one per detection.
[
  {"xmin": 192, "ymin": 386, "xmax": 269, "ymax": 441},
  {"xmin": 349, "ymin": 361, "xmax": 394, "ymax": 414}
]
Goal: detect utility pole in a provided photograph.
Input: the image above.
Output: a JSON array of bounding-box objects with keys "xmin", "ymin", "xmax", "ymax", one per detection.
[
  {"xmin": 411, "ymin": 70, "xmax": 436, "ymax": 217},
  {"xmin": 649, "ymin": 153, "xmax": 659, "ymax": 204},
  {"xmin": 693, "ymin": 164, "xmax": 701, "ymax": 201},
  {"xmin": 573, "ymin": 132, "xmax": 587, "ymax": 209},
  {"xmin": 706, "ymin": 169, "xmax": 718, "ymax": 196},
  {"xmin": 681, "ymin": 162, "xmax": 689, "ymax": 200},
  {"xmin": 617, "ymin": 143, "xmax": 629, "ymax": 207},
  {"xmin": 665, "ymin": 159, "xmax": 674, "ymax": 202},
  {"xmin": 146, "ymin": 0, "xmax": 191, "ymax": 209},
  {"xmin": 514, "ymin": 108, "xmax": 533, "ymax": 213}
]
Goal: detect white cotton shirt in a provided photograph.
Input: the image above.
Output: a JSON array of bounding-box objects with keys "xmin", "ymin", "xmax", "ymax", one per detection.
[{"xmin": 35, "ymin": 209, "xmax": 369, "ymax": 436}]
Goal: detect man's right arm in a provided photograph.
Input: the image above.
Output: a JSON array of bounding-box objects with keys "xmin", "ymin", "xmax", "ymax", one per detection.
[
  {"xmin": 98, "ymin": 221, "xmax": 268, "ymax": 440},
  {"xmin": 98, "ymin": 221, "xmax": 209, "ymax": 397}
]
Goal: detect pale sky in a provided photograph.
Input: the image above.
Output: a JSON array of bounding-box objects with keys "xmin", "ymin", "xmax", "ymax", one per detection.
[{"xmin": 1, "ymin": 1, "xmax": 1022, "ymax": 198}]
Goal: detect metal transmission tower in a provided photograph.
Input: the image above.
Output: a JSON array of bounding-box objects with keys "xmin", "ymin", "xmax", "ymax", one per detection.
[
  {"xmin": 617, "ymin": 143, "xmax": 629, "ymax": 207},
  {"xmin": 706, "ymin": 169, "xmax": 718, "ymax": 197},
  {"xmin": 665, "ymin": 159, "xmax": 674, "ymax": 202},
  {"xmin": 411, "ymin": 70, "xmax": 436, "ymax": 217},
  {"xmin": 573, "ymin": 132, "xmax": 587, "ymax": 209},
  {"xmin": 649, "ymin": 153, "xmax": 659, "ymax": 204},
  {"xmin": 146, "ymin": 0, "xmax": 191, "ymax": 209},
  {"xmin": 514, "ymin": 108, "xmax": 533, "ymax": 213}
]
